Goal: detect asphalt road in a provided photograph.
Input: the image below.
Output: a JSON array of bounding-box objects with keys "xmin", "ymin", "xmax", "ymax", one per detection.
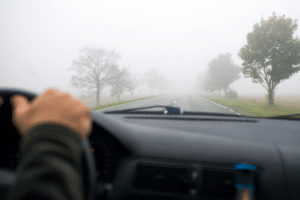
[{"xmin": 97, "ymin": 94, "xmax": 241, "ymax": 115}]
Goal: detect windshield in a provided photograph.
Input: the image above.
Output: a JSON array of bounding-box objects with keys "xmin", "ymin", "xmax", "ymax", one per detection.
[{"xmin": 1, "ymin": 0, "xmax": 300, "ymax": 118}]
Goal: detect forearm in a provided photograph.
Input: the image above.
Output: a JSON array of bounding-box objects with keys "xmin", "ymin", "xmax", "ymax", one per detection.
[{"xmin": 7, "ymin": 124, "xmax": 85, "ymax": 200}]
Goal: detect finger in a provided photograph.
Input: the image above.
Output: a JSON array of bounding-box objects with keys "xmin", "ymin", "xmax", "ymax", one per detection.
[
  {"xmin": 37, "ymin": 88, "xmax": 69, "ymax": 105},
  {"xmin": 85, "ymin": 108, "xmax": 92, "ymax": 119},
  {"xmin": 67, "ymin": 97, "xmax": 88, "ymax": 111},
  {"xmin": 82, "ymin": 119, "xmax": 92, "ymax": 137},
  {"xmin": 55, "ymin": 91, "xmax": 73, "ymax": 102},
  {"xmin": 71, "ymin": 109, "xmax": 91, "ymax": 128},
  {"xmin": 75, "ymin": 103, "xmax": 92, "ymax": 119},
  {"xmin": 11, "ymin": 95, "xmax": 30, "ymax": 116}
]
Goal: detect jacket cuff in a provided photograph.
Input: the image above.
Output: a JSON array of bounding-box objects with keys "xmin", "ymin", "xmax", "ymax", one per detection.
[{"xmin": 20, "ymin": 123, "xmax": 83, "ymax": 163}]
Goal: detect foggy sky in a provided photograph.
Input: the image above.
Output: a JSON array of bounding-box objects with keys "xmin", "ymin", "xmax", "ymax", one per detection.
[{"xmin": 1, "ymin": 0, "xmax": 300, "ymax": 97}]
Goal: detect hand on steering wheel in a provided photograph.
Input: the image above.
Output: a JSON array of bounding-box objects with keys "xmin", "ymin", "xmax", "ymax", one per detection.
[
  {"xmin": 0, "ymin": 87, "xmax": 97, "ymax": 200},
  {"xmin": 10, "ymin": 88, "xmax": 92, "ymax": 139}
]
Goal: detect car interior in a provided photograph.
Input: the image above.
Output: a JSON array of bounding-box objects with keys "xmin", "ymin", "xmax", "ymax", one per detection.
[{"xmin": 1, "ymin": 88, "xmax": 300, "ymax": 200}]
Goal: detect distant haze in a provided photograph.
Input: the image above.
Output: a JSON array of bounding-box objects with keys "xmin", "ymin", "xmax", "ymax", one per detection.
[{"xmin": 1, "ymin": 0, "xmax": 300, "ymax": 97}]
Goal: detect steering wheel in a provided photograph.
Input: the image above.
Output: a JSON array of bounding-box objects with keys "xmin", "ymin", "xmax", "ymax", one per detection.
[{"xmin": 0, "ymin": 88, "xmax": 97, "ymax": 200}]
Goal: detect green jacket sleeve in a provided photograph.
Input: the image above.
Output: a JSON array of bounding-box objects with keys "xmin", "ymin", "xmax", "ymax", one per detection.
[{"xmin": 6, "ymin": 123, "xmax": 85, "ymax": 200}]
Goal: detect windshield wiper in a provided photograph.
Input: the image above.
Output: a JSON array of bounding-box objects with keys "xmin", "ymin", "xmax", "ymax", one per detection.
[
  {"xmin": 104, "ymin": 105, "xmax": 181, "ymax": 114},
  {"xmin": 104, "ymin": 105, "xmax": 246, "ymax": 117},
  {"xmin": 182, "ymin": 111, "xmax": 245, "ymax": 117}
]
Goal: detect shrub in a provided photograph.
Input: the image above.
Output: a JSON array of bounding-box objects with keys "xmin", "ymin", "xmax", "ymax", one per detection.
[{"xmin": 228, "ymin": 89, "xmax": 238, "ymax": 99}]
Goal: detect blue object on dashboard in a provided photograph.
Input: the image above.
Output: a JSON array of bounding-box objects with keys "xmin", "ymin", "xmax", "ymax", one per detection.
[
  {"xmin": 166, "ymin": 107, "xmax": 180, "ymax": 114},
  {"xmin": 233, "ymin": 163, "xmax": 257, "ymax": 171},
  {"xmin": 235, "ymin": 183, "xmax": 255, "ymax": 190}
]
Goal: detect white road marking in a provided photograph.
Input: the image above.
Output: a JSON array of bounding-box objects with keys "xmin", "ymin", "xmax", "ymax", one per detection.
[
  {"xmin": 174, "ymin": 101, "xmax": 177, "ymax": 104},
  {"xmin": 200, "ymin": 96, "xmax": 242, "ymax": 115}
]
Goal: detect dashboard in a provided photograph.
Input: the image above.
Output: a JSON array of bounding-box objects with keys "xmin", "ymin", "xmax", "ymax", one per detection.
[
  {"xmin": 87, "ymin": 111, "xmax": 300, "ymax": 200},
  {"xmin": 2, "ymin": 111, "xmax": 300, "ymax": 200}
]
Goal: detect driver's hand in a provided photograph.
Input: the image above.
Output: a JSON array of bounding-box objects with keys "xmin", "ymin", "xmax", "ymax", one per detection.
[{"xmin": 10, "ymin": 88, "xmax": 92, "ymax": 140}]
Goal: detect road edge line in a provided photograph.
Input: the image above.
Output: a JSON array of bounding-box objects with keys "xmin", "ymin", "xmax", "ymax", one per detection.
[{"xmin": 199, "ymin": 95, "xmax": 242, "ymax": 115}]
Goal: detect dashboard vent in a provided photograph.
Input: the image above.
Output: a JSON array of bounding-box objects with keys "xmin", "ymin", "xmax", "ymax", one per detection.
[
  {"xmin": 133, "ymin": 163, "xmax": 191, "ymax": 194},
  {"xmin": 200, "ymin": 168, "xmax": 235, "ymax": 199}
]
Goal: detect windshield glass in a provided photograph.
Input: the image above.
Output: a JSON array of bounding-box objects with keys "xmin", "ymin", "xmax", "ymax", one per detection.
[{"xmin": 1, "ymin": 0, "xmax": 300, "ymax": 117}]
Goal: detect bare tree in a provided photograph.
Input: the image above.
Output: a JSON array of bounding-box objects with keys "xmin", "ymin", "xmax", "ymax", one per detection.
[{"xmin": 68, "ymin": 46, "xmax": 120, "ymax": 107}]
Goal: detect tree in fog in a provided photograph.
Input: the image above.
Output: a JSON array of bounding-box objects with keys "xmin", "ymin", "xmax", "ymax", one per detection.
[
  {"xmin": 238, "ymin": 13, "xmax": 300, "ymax": 106},
  {"xmin": 108, "ymin": 65, "xmax": 130, "ymax": 102},
  {"xmin": 205, "ymin": 53, "xmax": 241, "ymax": 97},
  {"xmin": 68, "ymin": 46, "xmax": 120, "ymax": 107},
  {"xmin": 127, "ymin": 74, "xmax": 141, "ymax": 99},
  {"xmin": 203, "ymin": 70, "xmax": 217, "ymax": 94},
  {"xmin": 144, "ymin": 68, "xmax": 162, "ymax": 94},
  {"xmin": 197, "ymin": 69, "xmax": 213, "ymax": 94}
]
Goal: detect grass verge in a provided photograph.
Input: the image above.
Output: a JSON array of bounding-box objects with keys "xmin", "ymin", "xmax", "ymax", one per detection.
[
  {"xmin": 90, "ymin": 96, "xmax": 154, "ymax": 111},
  {"xmin": 203, "ymin": 96, "xmax": 300, "ymax": 117}
]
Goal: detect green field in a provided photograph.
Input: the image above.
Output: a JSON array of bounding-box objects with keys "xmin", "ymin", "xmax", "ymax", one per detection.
[
  {"xmin": 203, "ymin": 96, "xmax": 300, "ymax": 117},
  {"xmin": 90, "ymin": 96, "xmax": 154, "ymax": 111}
]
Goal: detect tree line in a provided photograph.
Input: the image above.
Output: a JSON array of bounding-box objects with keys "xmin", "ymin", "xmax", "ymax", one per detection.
[
  {"xmin": 199, "ymin": 12, "xmax": 300, "ymax": 106},
  {"xmin": 68, "ymin": 46, "xmax": 169, "ymax": 107}
]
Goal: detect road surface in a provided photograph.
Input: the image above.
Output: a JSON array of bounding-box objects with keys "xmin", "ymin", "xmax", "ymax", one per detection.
[{"xmin": 96, "ymin": 94, "xmax": 240, "ymax": 115}]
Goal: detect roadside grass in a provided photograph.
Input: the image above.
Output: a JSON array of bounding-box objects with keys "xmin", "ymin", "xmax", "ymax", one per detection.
[
  {"xmin": 90, "ymin": 96, "xmax": 154, "ymax": 111},
  {"xmin": 204, "ymin": 97, "xmax": 300, "ymax": 117}
]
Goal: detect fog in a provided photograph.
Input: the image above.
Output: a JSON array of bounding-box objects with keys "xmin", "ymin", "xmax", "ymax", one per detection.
[{"xmin": 1, "ymin": 0, "xmax": 300, "ymax": 100}]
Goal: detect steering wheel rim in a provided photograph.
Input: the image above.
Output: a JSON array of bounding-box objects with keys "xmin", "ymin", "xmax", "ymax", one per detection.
[{"xmin": 0, "ymin": 87, "xmax": 97, "ymax": 200}]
